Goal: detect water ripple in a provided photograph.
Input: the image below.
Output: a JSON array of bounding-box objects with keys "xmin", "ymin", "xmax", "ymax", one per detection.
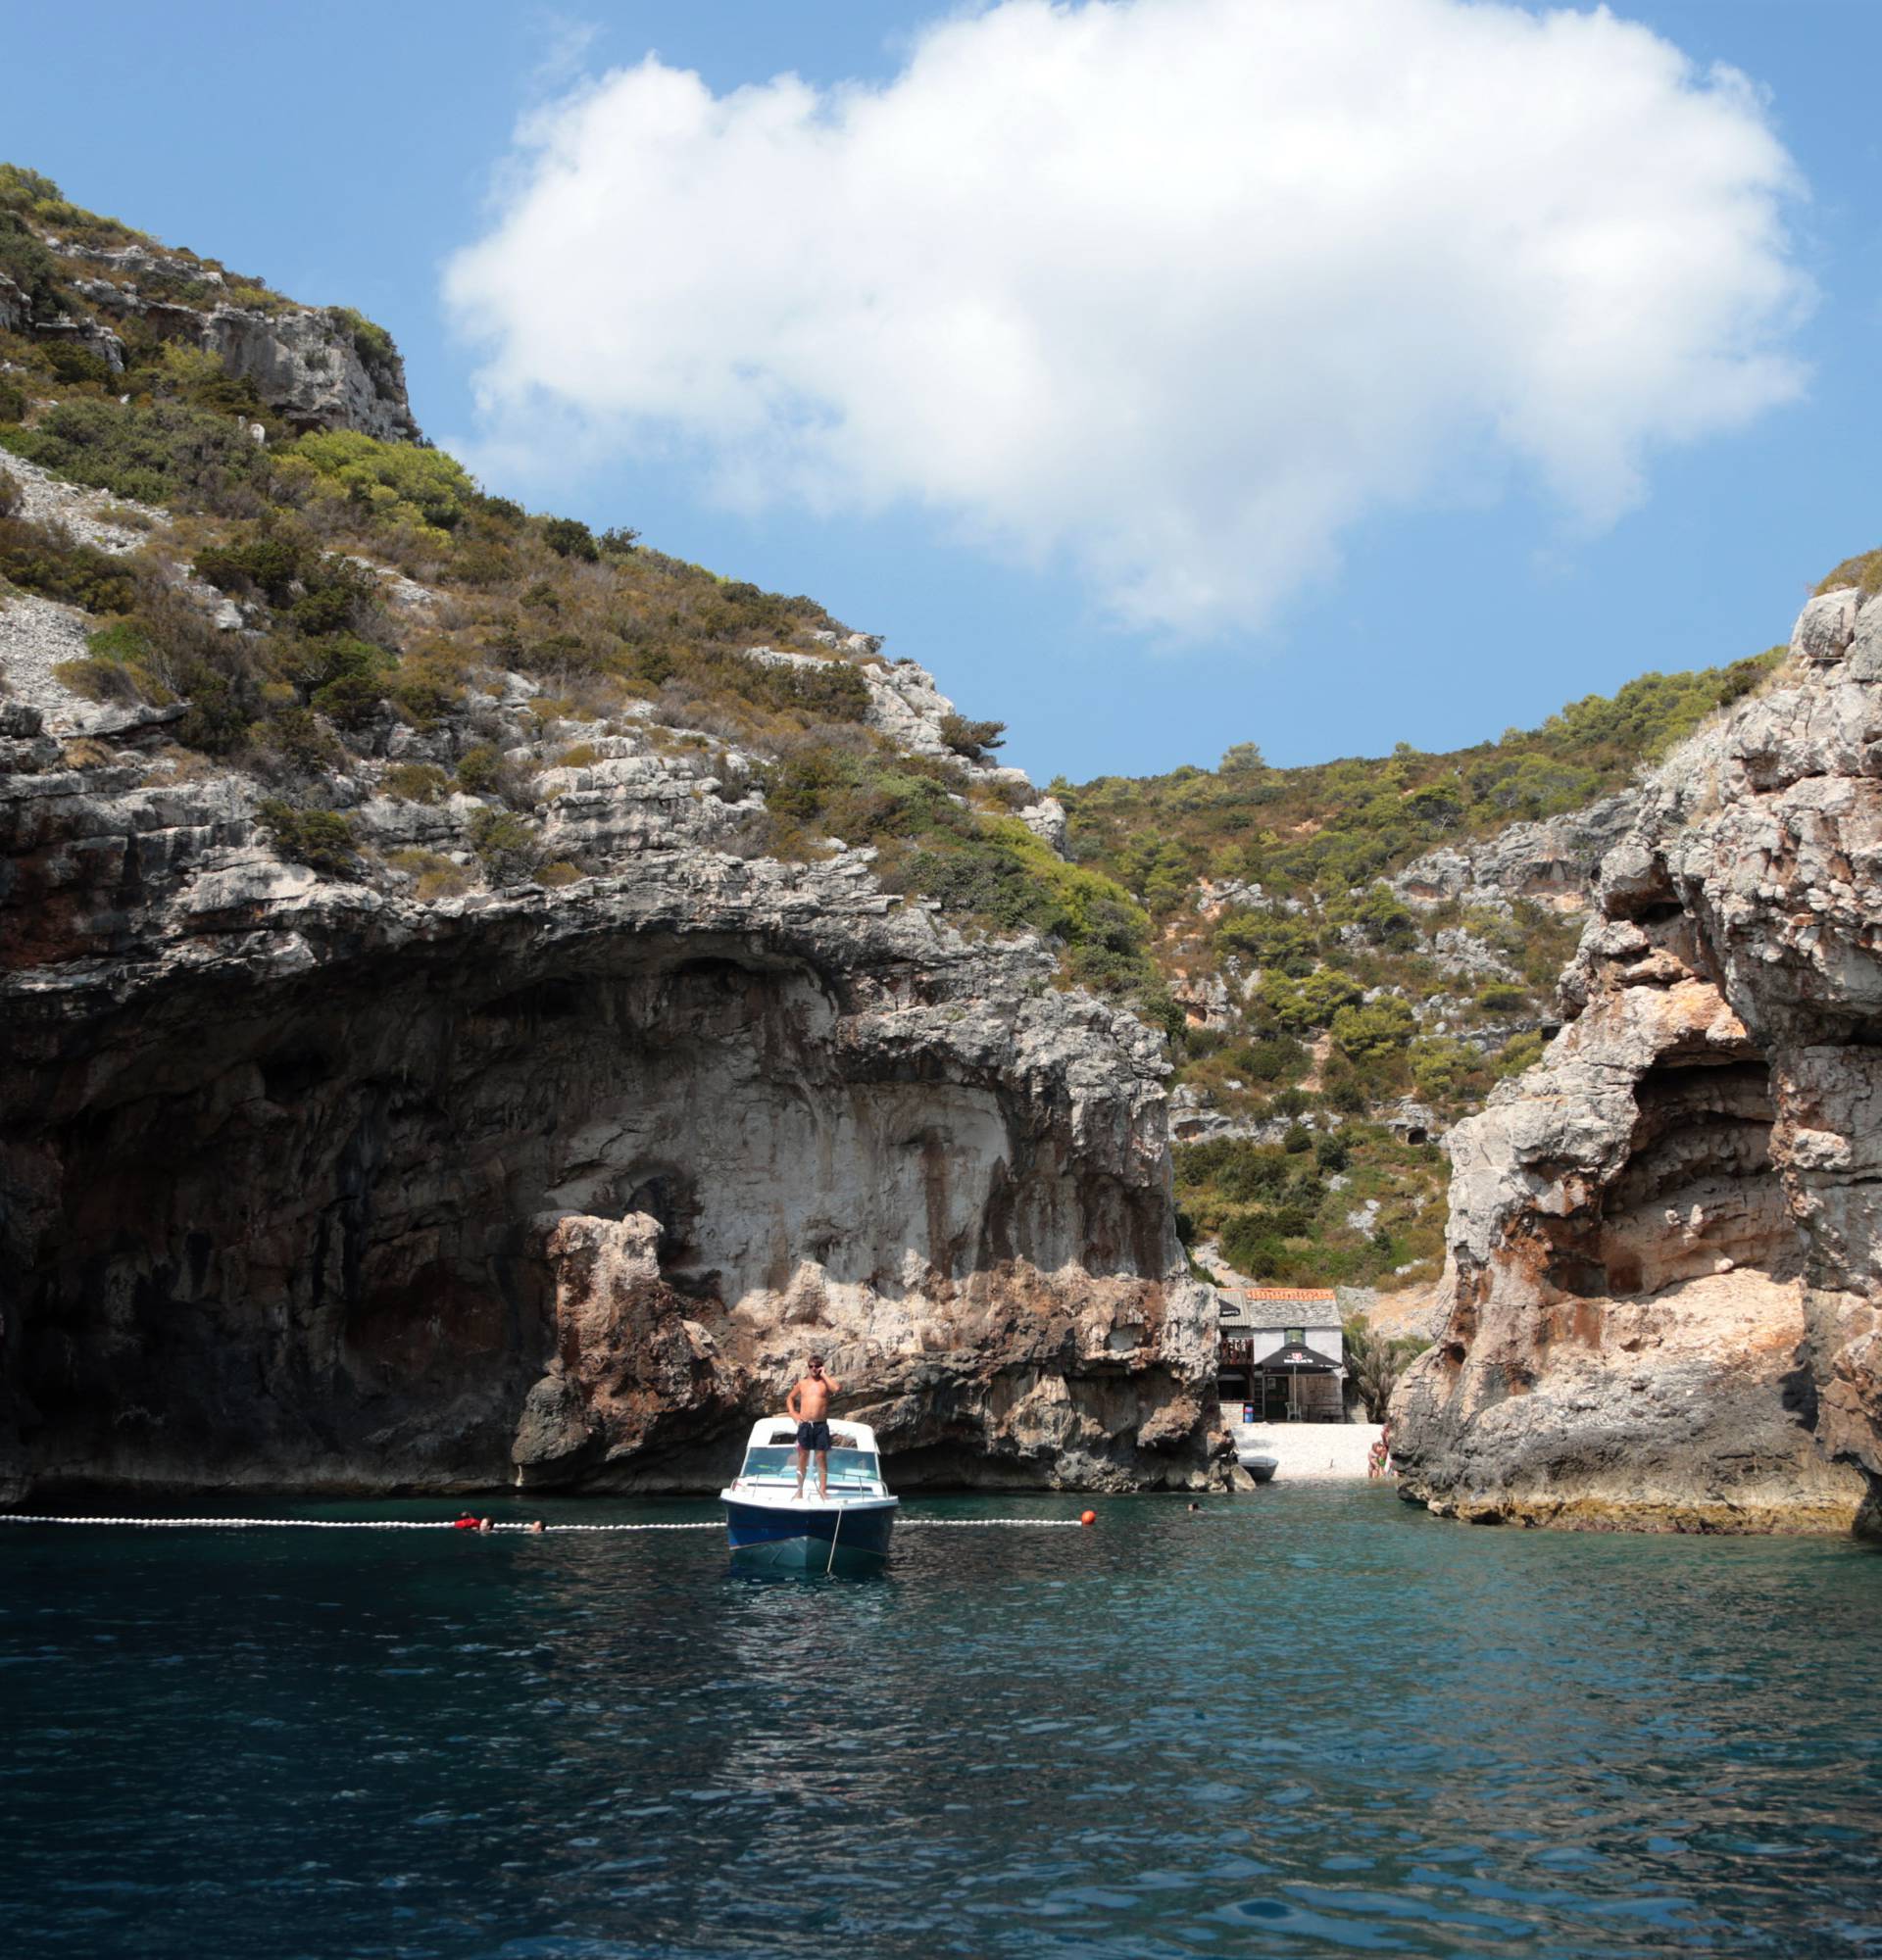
[{"xmin": 2, "ymin": 1486, "xmax": 1879, "ymax": 1957}]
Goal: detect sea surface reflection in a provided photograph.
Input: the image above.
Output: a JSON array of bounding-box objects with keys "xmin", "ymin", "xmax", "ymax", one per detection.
[{"xmin": 3, "ymin": 1485, "xmax": 1879, "ymax": 1957}]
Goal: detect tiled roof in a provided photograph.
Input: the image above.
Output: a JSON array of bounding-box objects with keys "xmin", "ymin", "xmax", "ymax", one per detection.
[{"xmin": 1234, "ymin": 1288, "xmax": 1337, "ymax": 1301}]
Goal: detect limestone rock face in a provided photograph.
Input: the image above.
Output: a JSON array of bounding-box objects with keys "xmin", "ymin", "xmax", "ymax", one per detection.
[
  {"xmin": 197, "ymin": 306, "xmax": 420, "ymax": 443},
  {"xmin": 1393, "ymin": 590, "xmax": 1882, "ymax": 1534},
  {"xmin": 17, "ymin": 235, "xmax": 419, "ymax": 441},
  {"xmin": 1395, "ymin": 792, "xmax": 1638, "ymax": 913},
  {"xmin": 0, "ymin": 688, "xmax": 1215, "ymax": 1499}
]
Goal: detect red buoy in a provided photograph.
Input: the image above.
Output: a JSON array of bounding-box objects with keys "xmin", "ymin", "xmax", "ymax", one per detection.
[{"xmin": 1080, "ymin": 1509, "xmax": 1097, "ymax": 1527}]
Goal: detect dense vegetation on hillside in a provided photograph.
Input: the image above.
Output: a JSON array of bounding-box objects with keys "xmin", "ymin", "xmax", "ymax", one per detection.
[
  {"xmin": 1064, "ymin": 647, "xmax": 1787, "ymax": 1295},
  {"xmin": 1060, "ymin": 654, "xmax": 1781, "ymax": 912}
]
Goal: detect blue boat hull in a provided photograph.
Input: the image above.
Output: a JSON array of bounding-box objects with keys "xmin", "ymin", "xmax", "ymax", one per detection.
[{"xmin": 724, "ymin": 1499, "xmax": 895, "ymax": 1576}]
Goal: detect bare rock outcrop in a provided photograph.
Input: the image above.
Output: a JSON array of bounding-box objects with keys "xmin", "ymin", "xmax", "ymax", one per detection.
[
  {"xmin": 15, "ymin": 232, "xmax": 419, "ymax": 441},
  {"xmin": 1394, "ymin": 791, "xmax": 1639, "ymax": 913},
  {"xmin": 1393, "ymin": 588, "xmax": 1882, "ymax": 1534},
  {"xmin": 0, "ymin": 682, "xmax": 1215, "ymax": 1499}
]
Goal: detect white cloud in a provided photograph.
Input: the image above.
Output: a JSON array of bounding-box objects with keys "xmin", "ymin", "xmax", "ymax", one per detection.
[{"xmin": 445, "ymin": 0, "xmax": 1809, "ymax": 636}]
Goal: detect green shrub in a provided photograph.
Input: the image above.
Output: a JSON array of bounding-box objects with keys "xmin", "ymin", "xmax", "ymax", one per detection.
[
  {"xmin": 258, "ymin": 707, "xmax": 346, "ymax": 775},
  {"xmin": 387, "ymin": 847, "xmax": 470, "ymax": 901},
  {"xmin": 761, "ymin": 742, "xmax": 965, "ymax": 844},
  {"xmin": 542, "ymin": 516, "xmax": 599, "ymax": 562},
  {"xmin": 1215, "ymin": 907, "xmax": 1318, "ymax": 973},
  {"xmin": 1330, "ymin": 997, "xmax": 1417, "ymax": 1061},
  {"xmin": 50, "ymin": 616, "xmax": 175, "ymax": 706},
  {"xmin": 387, "ymin": 659, "xmax": 465, "ymax": 726},
  {"xmin": 52, "ymin": 657, "xmax": 141, "ymax": 704},
  {"xmin": 42, "ymin": 342, "xmax": 115, "ymax": 389},
  {"xmin": 1409, "ymin": 1036, "xmax": 1485, "ymax": 1104},
  {"xmin": 285, "ymin": 635, "xmax": 393, "ymax": 723},
  {"xmin": 1327, "ymin": 882, "xmax": 1417, "ymax": 948},
  {"xmin": 327, "ymin": 306, "xmax": 397, "ymax": 378},
  {"xmin": 0, "ymin": 164, "xmax": 64, "ymax": 208},
  {"xmin": 1815, "ymin": 549, "xmax": 1882, "ymax": 600},
  {"xmin": 0, "ymin": 514, "xmax": 136, "ymax": 611},
  {"xmin": 1494, "ymin": 1030, "xmax": 1547, "ymax": 1079},
  {"xmin": 0, "ymin": 398, "xmax": 269, "ymax": 507},
  {"xmin": 258, "ymin": 799, "xmax": 355, "ymax": 872},
  {"xmin": 1225, "ymin": 1035, "xmax": 1309, "ymax": 1085},
  {"xmin": 468, "ymin": 806, "xmax": 540, "ymax": 883},
  {"xmin": 455, "ymin": 744, "xmax": 509, "ymax": 797},
  {"xmin": 0, "ymin": 377, "xmax": 25, "ymax": 424},
  {"xmin": 286, "ymin": 430, "xmax": 476, "ymax": 533},
  {"xmin": 138, "ymin": 342, "xmax": 268, "ymax": 419},
  {"xmin": 387, "ymin": 845, "xmax": 468, "ymax": 896},
  {"xmin": 381, "ymin": 761, "xmax": 450, "ymax": 804},
  {"xmin": 1116, "ymin": 833, "xmax": 1196, "ymax": 914},
  {"xmin": 0, "ymin": 208, "xmax": 62, "ymax": 315},
  {"xmin": 1259, "ymin": 968, "xmax": 1364, "ymax": 1032},
  {"xmin": 903, "ymin": 835, "xmax": 1074, "ymax": 938},
  {"xmin": 939, "ymin": 712, "xmax": 1006, "ymax": 761},
  {"xmin": 195, "ymin": 531, "xmax": 308, "ymax": 603},
  {"xmin": 310, "ymin": 668, "xmax": 389, "ymax": 725},
  {"xmin": 765, "ymin": 658, "xmax": 870, "ymax": 721}
]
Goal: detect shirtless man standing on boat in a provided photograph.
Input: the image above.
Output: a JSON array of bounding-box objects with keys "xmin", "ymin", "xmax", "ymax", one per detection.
[{"xmin": 787, "ymin": 1354, "xmax": 841, "ymax": 1500}]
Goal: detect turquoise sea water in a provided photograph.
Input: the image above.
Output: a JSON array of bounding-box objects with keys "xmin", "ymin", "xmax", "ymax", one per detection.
[{"xmin": 2, "ymin": 1484, "xmax": 1879, "ymax": 1959}]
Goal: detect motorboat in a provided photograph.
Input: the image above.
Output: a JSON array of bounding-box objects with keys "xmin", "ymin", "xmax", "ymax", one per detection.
[
  {"xmin": 1233, "ymin": 1426, "xmax": 1280, "ymax": 1483},
  {"xmin": 719, "ymin": 1416, "xmax": 899, "ymax": 1575}
]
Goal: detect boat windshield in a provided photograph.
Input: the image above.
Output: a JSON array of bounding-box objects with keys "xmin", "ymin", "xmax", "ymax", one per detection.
[{"xmin": 739, "ymin": 1444, "xmax": 880, "ymax": 1489}]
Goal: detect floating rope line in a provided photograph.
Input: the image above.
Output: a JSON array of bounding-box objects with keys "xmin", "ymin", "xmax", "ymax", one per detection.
[
  {"xmin": 0, "ymin": 1513, "xmax": 1086, "ymax": 1533},
  {"xmin": 899, "ymin": 1519, "xmax": 1084, "ymax": 1529}
]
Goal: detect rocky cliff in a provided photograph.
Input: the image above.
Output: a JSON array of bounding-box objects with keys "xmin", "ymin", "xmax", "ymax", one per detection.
[
  {"xmin": 0, "ymin": 463, "xmax": 1215, "ymax": 1501},
  {"xmin": 1393, "ymin": 584, "xmax": 1882, "ymax": 1535},
  {"xmin": 2, "ymin": 177, "xmax": 419, "ymax": 442}
]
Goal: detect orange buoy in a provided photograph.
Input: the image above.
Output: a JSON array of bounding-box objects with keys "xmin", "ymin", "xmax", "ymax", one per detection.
[{"xmin": 1079, "ymin": 1509, "xmax": 1097, "ymax": 1527}]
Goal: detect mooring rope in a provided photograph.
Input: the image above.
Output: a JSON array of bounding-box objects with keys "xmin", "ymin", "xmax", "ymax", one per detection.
[{"xmin": 0, "ymin": 1513, "xmax": 1086, "ymax": 1533}]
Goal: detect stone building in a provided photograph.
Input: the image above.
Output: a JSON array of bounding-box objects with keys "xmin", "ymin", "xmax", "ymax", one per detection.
[{"xmin": 1215, "ymin": 1288, "xmax": 1346, "ymax": 1421}]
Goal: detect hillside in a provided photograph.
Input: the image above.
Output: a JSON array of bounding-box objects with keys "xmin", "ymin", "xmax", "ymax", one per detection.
[
  {"xmin": 0, "ymin": 164, "xmax": 1130, "ymax": 968},
  {"xmin": 1062, "ymin": 654, "xmax": 1786, "ymax": 1298}
]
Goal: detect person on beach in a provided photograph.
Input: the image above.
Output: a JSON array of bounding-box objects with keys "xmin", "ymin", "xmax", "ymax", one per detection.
[{"xmin": 787, "ymin": 1353, "xmax": 841, "ymax": 1500}]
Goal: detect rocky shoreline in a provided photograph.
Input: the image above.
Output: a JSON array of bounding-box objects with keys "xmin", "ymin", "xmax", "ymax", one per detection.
[{"xmin": 1392, "ymin": 584, "xmax": 1882, "ymax": 1537}]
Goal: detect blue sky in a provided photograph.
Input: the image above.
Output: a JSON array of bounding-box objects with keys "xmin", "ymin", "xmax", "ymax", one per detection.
[{"xmin": 7, "ymin": 1, "xmax": 1879, "ymax": 784}]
